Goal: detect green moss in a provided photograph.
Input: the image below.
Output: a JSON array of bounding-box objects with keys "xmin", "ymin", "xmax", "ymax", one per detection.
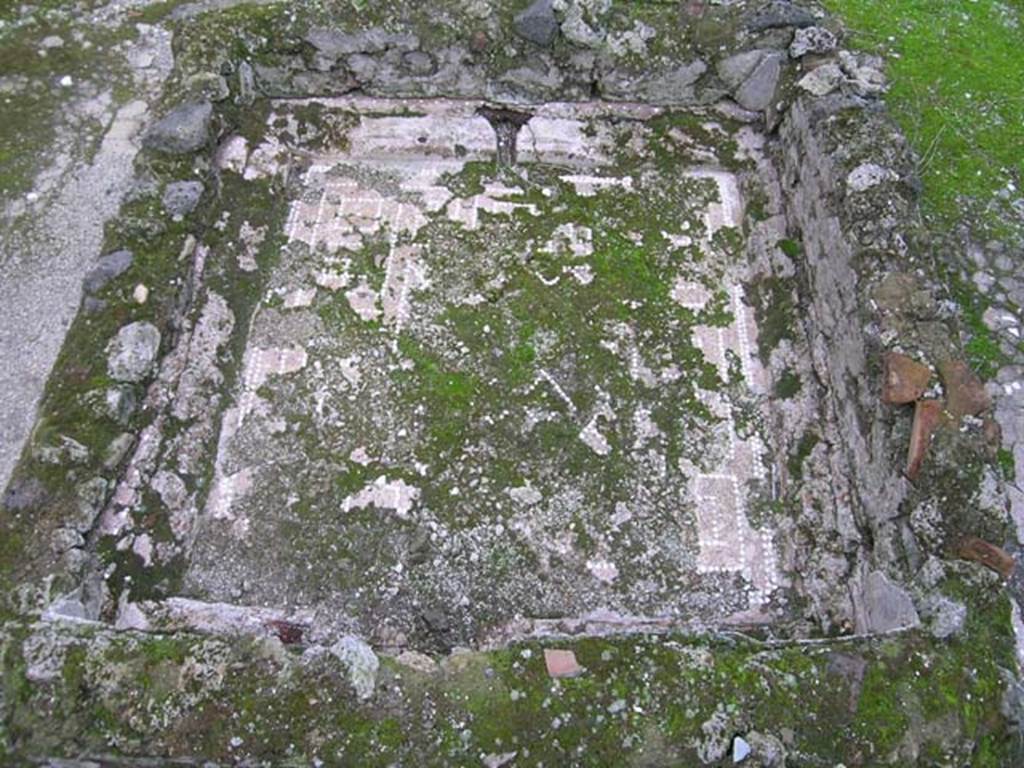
[
  {"xmin": 745, "ymin": 185, "xmax": 770, "ymax": 223},
  {"xmin": 746, "ymin": 275, "xmax": 798, "ymax": 364},
  {"xmin": 940, "ymin": 266, "xmax": 1011, "ymax": 380},
  {"xmin": 2, "ymin": 616, "xmax": 1018, "ymax": 765},
  {"xmin": 777, "ymin": 238, "xmax": 801, "ymax": 260},
  {"xmin": 395, "ymin": 334, "xmax": 481, "ymax": 453},
  {"xmin": 996, "ymin": 447, "xmax": 1016, "ymax": 482},
  {"xmin": 787, "ymin": 430, "xmax": 819, "ymax": 482},
  {"xmin": 773, "ymin": 367, "xmax": 802, "ymax": 399},
  {"xmin": 638, "ymin": 111, "xmax": 749, "ymax": 175},
  {"xmin": 133, "ymin": 0, "xmax": 193, "ymax": 24},
  {"xmin": 504, "ymin": 340, "xmax": 537, "ymax": 388},
  {"xmin": 139, "ymin": 634, "xmax": 190, "ymax": 666},
  {"xmin": 855, "ymin": 659, "xmax": 912, "ymax": 753},
  {"xmin": 372, "ymin": 157, "xmax": 733, "ymax": 505},
  {"xmin": 440, "ymin": 160, "xmax": 495, "ymax": 198}
]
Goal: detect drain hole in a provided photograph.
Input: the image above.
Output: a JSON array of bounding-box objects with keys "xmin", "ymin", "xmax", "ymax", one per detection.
[{"xmin": 477, "ymin": 105, "xmax": 533, "ymax": 167}]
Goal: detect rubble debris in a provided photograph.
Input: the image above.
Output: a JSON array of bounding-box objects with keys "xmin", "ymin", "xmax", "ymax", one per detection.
[
  {"xmin": 863, "ymin": 570, "xmax": 920, "ymax": 632},
  {"xmin": 797, "ymin": 62, "xmax": 844, "ymax": 96},
  {"xmin": 956, "ymin": 537, "xmax": 1015, "ymax": 579},
  {"xmin": 106, "ymin": 321, "xmax": 161, "ymax": 383},
  {"xmin": 907, "ymin": 399, "xmax": 945, "ymax": 479},
  {"xmin": 83, "ymin": 249, "xmax": 133, "ymax": 295},
  {"xmin": 789, "ymin": 27, "xmax": 838, "ymax": 58},
  {"xmin": 881, "ymin": 351, "xmax": 931, "ymax": 404},
  {"xmin": 938, "ymin": 358, "xmax": 992, "ymax": 419},
  {"xmin": 162, "ymin": 180, "xmax": 204, "ymax": 216},
  {"xmin": 544, "ymin": 649, "xmax": 584, "ymax": 679},
  {"xmin": 330, "ymin": 636, "xmax": 380, "ymax": 700},
  {"xmin": 513, "ymin": 0, "xmax": 558, "ymax": 47},
  {"xmin": 265, "ymin": 619, "xmax": 305, "ymax": 645},
  {"xmin": 747, "ymin": 1, "xmax": 816, "ymax": 31},
  {"xmin": 143, "ymin": 100, "xmax": 213, "ymax": 155},
  {"xmin": 732, "ymin": 735, "xmax": 751, "ymax": 762}
]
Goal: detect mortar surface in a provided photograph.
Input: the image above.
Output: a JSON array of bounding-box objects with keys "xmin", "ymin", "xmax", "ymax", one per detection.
[{"xmin": 182, "ymin": 98, "xmax": 785, "ymax": 649}]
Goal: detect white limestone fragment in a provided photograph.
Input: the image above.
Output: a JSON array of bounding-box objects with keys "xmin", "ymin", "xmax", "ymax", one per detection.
[
  {"xmin": 247, "ymin": 346, "xmax": 308, "ymax": 390},
  {"xmin": 586, "ymin": 558, "xmax": 619, "ymax": 584},
  {"xmin": 115, "ymin": 600, "xmax": 151, "ymax": 631},
  {"xmin": 339, "ymin": 355, "xmax": 362, "ymax": 387},
  {"xmin": 283, "ymin": 287, "xmax": 316, "ymax": 309},
  {"xmin": 483, "ymin": 752, "xmax": 518, "ymax": 768},
  {"xmin": 244, "ymin": 135, "xmax": 285, "ymax": 180},
  {"xmin": 568, "ymin": 264, "xmax": 594, "ymax": 285},
  {"xmin": 663, "ymin": 231, "xmax": 693, "ymax": 249},
  {"xmin": 316, "ymin": 270, "xmax": 350, "ymax": 291},
  {"xmin": 560, "ymin": 173, "xmax": 633, "ymax": 197},
  {"xmin": 579, "ymin": 417, "xmax": 612, "ymax": 456},
  {"xmin": 846, "ymin": 162, "xmax": 898, "ymax": 192},
  {"xmin": 381, "ymin": 244, "xmax": 426, "ymax": 328},
  {"xmin": 395, "ymin": 650, "xmax": 438, "ymax": 675},
  {"xmin": 508, "ymin": 485, "xmax": 543, "ymax": 506},
  {"xmin": 797, "ymin": 63, "xmax": 844, "ymax": 96},
  {"xmin": 685, "ymin": 169, "xmax": 741, "ymax": 234},
  {"xmin": 607, "ymin": 20, "xmax": 655, "ymax": 56},
  {"xmin": 132, "ymin": 533, "xmax": 154, "ymax": 566},
  {"xmin": 544, "ymin": 222, "xmax": 593, "ymax": 258},
  {"xmin": 330, "ymin": 636, "xmax": 379, "ymax": 700},
  {"xmin": 237, "ymin": 221, "xmax": 264, "ymax": 272},
  {"xmin": 349, "ymin": 446, "xmax": 373, "ymax": 466},
  {"xmin": 536, "ymin": 369, "xmax": 577, "ymax": 413},
  {"xmin": 671, "ymin": 278, "xmax": 711, "ymax": 309},
  {"xmin": 215, "ymin": 135, "xmax": 249, "ymax": 173},
  {"xmin": 610, "ymin": 502, "xmax": 633, "ymax": 529},
  {"xmin": 343, "ymin": 475, "xmax": 420, "ymax": 519},
  {"xmin": 207, "ymin": 467, "xmax": 254, "ymax": 535},
  {"xmin": 632, "ymin": 406, "xmax": 662, "ymax": 448},
  {"xmin": 733, "ymin": 736, "xmax": 751, "ymax": 763},
  {"xmin": 345, "ymin": 280, "xmax": 381, "ymax": 322}
]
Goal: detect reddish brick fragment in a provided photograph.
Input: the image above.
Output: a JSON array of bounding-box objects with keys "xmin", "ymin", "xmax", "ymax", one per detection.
[
  {"xmin": 906, "ymin": 399, "xmax": 944, "ymax": 480},
  {"xmin": 469, "ymin": 31, "xmax": 489, "ymax": 53},
  {"xmin": 266, "ymin": 619, "xmax": 304, "ymax": 645},
  {"xmin": 938, "ymin": 359, "xmax": 991, "ymax": 419},
  {"xmin": 881, "ymin": 352, "xmax": 931, "ymax": 405},
  {"xmin": 956, "ymin": 537, "xmax": 1015, "ymax": 579},
  {"xmin": 544, "ymin": 648, "xmax": 584, "ymax": 679}
]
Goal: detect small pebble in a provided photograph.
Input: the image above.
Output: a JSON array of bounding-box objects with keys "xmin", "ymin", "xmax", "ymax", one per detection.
[
  {"xmin": 133, "ymin": 284, "xmax": 149, "ymax": 304},
  {"xmin": 733, "ymin": 735, "xmax": 751, "ymax": 763},
  {"xmin": 58, "ymin": 75, "xmax": 73, "ymax": 87}
]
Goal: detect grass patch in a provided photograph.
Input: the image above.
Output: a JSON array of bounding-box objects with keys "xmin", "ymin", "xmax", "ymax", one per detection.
[
  {"xmin": 746, "ymin": 275, "xmax": 798, "ymax": 364},
  {"xmin": 773, "ymin": 367, "xmax": 802, "ymax": 399},
  {"xmin": 943, "ymin": 265, "xmax": 1010, "ymax": 380},
  {"xmin": 821, "ymin": 0, "xmax": 1023, "ymax": 238},
  {"xmin": 823, "ymin": 2, "xmax": 1024, "ymax": 383}
]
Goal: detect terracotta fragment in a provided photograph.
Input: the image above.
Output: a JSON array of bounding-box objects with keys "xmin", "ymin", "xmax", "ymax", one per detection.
[
  {"xmin": 544, "ymin": 648, "xmax": 584, "ymax": 679},
  {"xmin": 938, "ymin": 358, "xmax": 991, "ymax": 419},
  {"xmin": 956, "ymin": 537, "xmax": 1015, "ymax": 579},
  {"xmin": 906, "ymin": 399, "xmax": 944, "ymax": 480},
  {"xmin": 265, "ymin": 619, "xmax": 304, "ymax": 645},
  {"xmin": 469, "ymin": 30, "xmax": 489, "ymax": 53},
  {"xmin": 881, "ymin": 352, "xmax": 931, "ymax": 404}
]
